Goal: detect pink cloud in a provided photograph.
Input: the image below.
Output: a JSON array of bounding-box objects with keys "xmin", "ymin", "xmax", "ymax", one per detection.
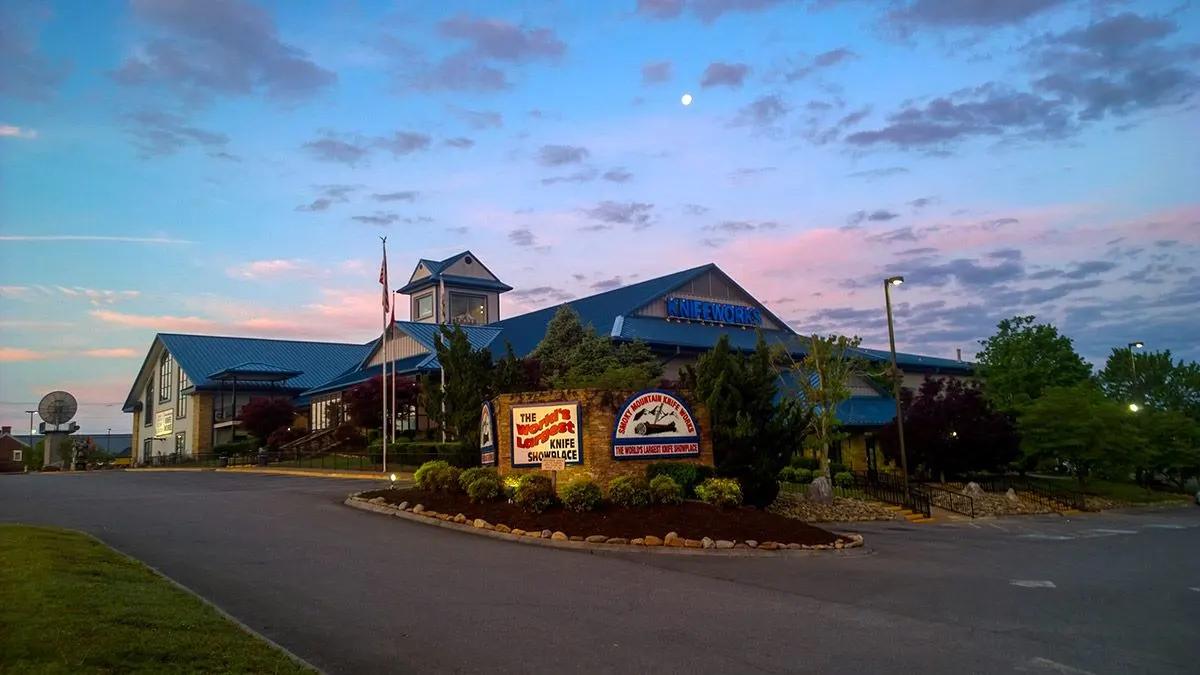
[
  {"xmin": 0, "ymin": 124, "xmax": 37, "ymax": 139},
  {"xmin": 0, "ymin": 347, "xmax": 50, "ymax": 362},
  {"xmin": 1, "ymin": 285, "xmax": 140, "ymax": 304},
  {"xmin": 226, "ymin": 258, "xmax": 371, "ymax": 281},
  {"xmin": 82, "ymin": 348, "xmax": 139, "ymax": 358}
]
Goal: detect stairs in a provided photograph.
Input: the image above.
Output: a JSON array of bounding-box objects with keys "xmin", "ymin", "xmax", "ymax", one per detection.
[{"xmin": 886, "ymin": 504, "xmax": 935, "ymax": 524}]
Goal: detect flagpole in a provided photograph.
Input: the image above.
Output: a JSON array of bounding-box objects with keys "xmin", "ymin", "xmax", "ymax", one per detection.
[
  {"xmin": 439, "ymin": 277, "xmax": 447, "ymax": 443},
  {"xmin": 390, "ymin": 290, "xmax": 397, "ymax": 443},
  {"xmin": 380, "ymin": 237, "xmax": 389, "ymax": 475}
]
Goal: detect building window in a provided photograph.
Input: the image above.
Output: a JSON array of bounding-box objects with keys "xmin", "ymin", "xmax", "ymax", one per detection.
[
  {"xmin": 13, "ymin": 450, "xmax": 22, "ymax": 462},
  {"xmin": 415, "ymin": 293, "xmax": 434, "ymax": 320},
  {"xmin": 143, "ymin": 384, "xmax": 153, "ymax": 426},
  {"xmin": 176, "ymin": 370, "xmax": 189, "ymax": 419},
  {"xmin": 449, "ymin": 293, "xmax": 486, "ymax": 325},
  {"xmin": 174, "ymin": 432, "xmax": 186, "ymax": 456},
  {"xmin": 159, "ymin": 353, "xmax": 173, "ymax": 402},
  {"xmin": 143, "ymin": 438, "xmax": 153, "ymax": 460}
]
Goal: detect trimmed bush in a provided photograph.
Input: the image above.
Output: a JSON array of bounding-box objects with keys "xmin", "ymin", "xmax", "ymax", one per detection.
[
  {"xmin": 695, "ymin": 477, "xmax": 743, "ymax": 509},
  {"xmin": 560, "ymin": 478, "xmax": 603, "ymax": 513},
  {"xmin": 645, "ymin": 462, "xmax": 715, "ymax": 498},
  {"xmin": 739, "ymin": 471, "xmax": 780, "ymax": 509},
  {"xmin": 790, "ymin": 455, "xmax": 820, "ymax": 472},
  {"xmin": 458, "ymin": 467, "xmax": 498, "ymax": 492},
  {"xmin": 778, "ymin": 466, "xmax": 813, "ymax": 483},
  {"xmin": 514, "ymin": 473, "xmax": 556, "ymax": 513},
  {"xmin": 608, "ymin": 475, "xmax": 651, "ymax": 508},
  {"xmin": 467, "ymin": 474, "xmax": 502, "ymax": 503},
  {"xmin": 833, "ymin": 471, "xmax": 854, "ymax": 487},
  {"xmin": 414, "ymin": 460, "xmax": 450, "ymax": 490},
  {"xmin": 829, "ymin": 461, "xmax": 849, "ymax": 475},
  {"xmin": 212, "ymin": 439, "xmax": 258, "ymax": 456},
  {"xmin": 648, "ymin": 475, "xmax": 683, "ymax": 506}
]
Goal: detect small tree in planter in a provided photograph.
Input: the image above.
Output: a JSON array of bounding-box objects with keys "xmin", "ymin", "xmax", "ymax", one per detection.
[{"xmin": 239, "ymin": 397, "xmax": 297, "ymax": 447}]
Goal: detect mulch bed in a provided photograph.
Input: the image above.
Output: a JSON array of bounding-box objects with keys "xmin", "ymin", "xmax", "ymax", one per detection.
[{"xmin": 358, "ymin": 488, "xmax": 844, "ymax": 546}]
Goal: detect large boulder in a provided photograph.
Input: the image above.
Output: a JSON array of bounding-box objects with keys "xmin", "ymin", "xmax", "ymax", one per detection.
[
  {"xmin": 962, "ymin": 482, "xmax": 987, "ymax": 500},
  {"xmin": 808, "ymin": 476, "xmax": 834, "ymax": 504}
]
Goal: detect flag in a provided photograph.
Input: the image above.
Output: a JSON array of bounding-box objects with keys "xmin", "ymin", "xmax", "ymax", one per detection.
[{"xmin": 379, "ymin": 247, "xmax": 389, "ymax": 313}]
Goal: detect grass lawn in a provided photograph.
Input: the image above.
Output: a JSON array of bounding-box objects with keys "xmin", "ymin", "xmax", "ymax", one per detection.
[
  {"xmin": 0, "ymin": 525, "xmax": 312, "ymax": 675},
  {"xmin": 1031, "ymin": 476, "xmax": 1191, "ymax": 504}
]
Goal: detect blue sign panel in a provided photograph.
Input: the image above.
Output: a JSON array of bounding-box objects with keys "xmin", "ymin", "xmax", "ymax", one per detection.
[
  {"xmin": 612, "ymin": 389, "xmax": 702, "ymax": 461},
  {"xmin": 665, "ymin": 297, "xmax": 763, "ymax": 327}
]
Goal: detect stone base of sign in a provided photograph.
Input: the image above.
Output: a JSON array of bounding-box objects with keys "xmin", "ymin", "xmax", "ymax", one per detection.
[
  {"xmin": 344, "ymin": 492, "xmax": 868, "ymax": 556},
  {"xmin": 492, "ymin": 389, "xmax": 716, "ymax": 491}
]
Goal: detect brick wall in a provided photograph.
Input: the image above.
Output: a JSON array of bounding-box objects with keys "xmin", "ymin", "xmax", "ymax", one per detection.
[
  {"xmin": 494, "ymin": 389, "xmax": 713, "ymax": 491},
  {"xmin": 192, "ymin": 394, "xmax": 213, "ymax": 453}
]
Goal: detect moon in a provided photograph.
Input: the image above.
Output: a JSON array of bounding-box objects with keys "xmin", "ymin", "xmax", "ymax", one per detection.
[{"xmin": 681, "ymin": 93, "xmax": 693, "ymax": 106}]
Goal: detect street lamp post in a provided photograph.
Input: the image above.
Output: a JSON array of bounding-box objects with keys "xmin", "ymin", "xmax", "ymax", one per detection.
[
  {"xmin": 884, "ymin": 276, "xmax": 911, "ymax": 497},
  {"xmin": 1127, "ymin": 341, "xmax": 1144, "ymax": 406},
  {"xmin": 25, "ymin": 410, "xmax": 36, "ymax": 464}
]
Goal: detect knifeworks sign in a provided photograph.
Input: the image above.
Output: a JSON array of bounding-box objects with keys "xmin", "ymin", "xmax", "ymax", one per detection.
[
  {"xmin": 510, "ymin": 402, "xmax": 582, "ymax": 468},
  {"xmin": 611, "ymin": 389, "xmax": 700, "ymax": 460}
]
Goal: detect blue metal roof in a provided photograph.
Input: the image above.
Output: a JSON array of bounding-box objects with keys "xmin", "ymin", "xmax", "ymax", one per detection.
[
  {"xmin": 614, "ymin": 315, "xmax": 793, "ymax": 352},
  {"xmin": 774, "ymin": 370, "xmax": 898, "ymax": 427},
  {"xmin": 398, "ymin": 321, "xmax": 504, "ymax": 353},
  {"xmin": 852, "ymin": 346, "xmax": 973, "ymax": 372},
  {"xmin": 298, "ymin": 354, "xmax": 433, "ymax": 399},
  {"xmin": 124, "ymin": 334, "xmax": 373, "ymax": 411},
  {"xmin": 487, "ymin": 264, "xmax": 717, "ymax": 356}
]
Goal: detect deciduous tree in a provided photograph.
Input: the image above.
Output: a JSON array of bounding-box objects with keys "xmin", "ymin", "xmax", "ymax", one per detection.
[
  {"xmin": 239, "ymin": 397, "xmax": 296, "ymax": 444},
  {"xmin": 1018, "ymin": 383, "xmax": 1142, "ymax": 485},
  {"xmin": 342, "ymin": 377, "xmax": 382, "ymax": 430},
  {"xmin": 878, "ymin": 376, "xmax": 1020, "ymax": 481},
  {"xmin": 976, "ymin": 315, "xmax": 1092, "ymax": 413},
  {"xmin": 530, "ymin": 305, "xmax": 662, "ymax": 390},
  {"xmin": 1098, "ymin": 347, "xmax": 1200, "ymax": 420},
  {"xmin": 1135, "ymin": 408, "xmax": 1200, "ymax": 492},
  {"xmin": 777, "ymin": 334, "xmax": 869, "ymax": 474}
]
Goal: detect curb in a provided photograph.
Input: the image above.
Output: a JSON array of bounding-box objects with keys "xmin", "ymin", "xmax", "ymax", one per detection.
[
  {"xmin": 343, "ymin": 494, "xmax": 869, "ymax": 558},
  {"xmin": 72, "ymin": 528, "xmax": 325, "ymax": 674},
  {"xmin": 124, "ymin": 467, "xmax": 405, "ymax": 481}
]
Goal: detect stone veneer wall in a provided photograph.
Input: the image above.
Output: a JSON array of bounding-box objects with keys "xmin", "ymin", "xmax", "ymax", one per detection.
[{"xmin": 493, "ymin": 389, "xmax": 714, "ymax": 490}]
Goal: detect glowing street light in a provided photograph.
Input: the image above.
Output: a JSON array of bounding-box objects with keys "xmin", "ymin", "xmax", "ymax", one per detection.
[
  {"xmin": 883, "ymin": 275, "xmax": 910, "ymax": 496},
  {"xmin": 1129, "ymin": 403, "xmax": 1141, "ymax": 413},
  {"xmin": 1128, "ymin": 341, "xmax": 1144, "ymax": 408}
]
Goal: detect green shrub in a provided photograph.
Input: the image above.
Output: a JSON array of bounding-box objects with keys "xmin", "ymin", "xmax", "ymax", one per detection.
[
  {"xmin": 739, "ymin": 471, "xmax": 780, "ymax": 509},
  {"xmin": 440, "ymin": 466, "xmax": 462, "ymax": 491},
  {"xmin": 458, "ymin": 467, "xmax": 498, "ymax": 492},
  {"xmin": 829, "ymin": 461, "xmax": 849, "ymax": 475},
  {"xmin": 514, "ymin": 473, "xmax": 557, "ymax": 513},
  {"xmin": 560, "ymin": 478, "xmax": 603, "ymax": 512},
  {"xmin": 795, "ymin": 468, "xmax": 813, "ymax": 483},
  {"xmin": 414, "ymin": 460, "xmax": 450, "ymax": 490},
  {"xmin": 779, "ymin": 467, "xmax": 813, "ymax": 483},
  {"xmin": 695, "ymin": 477, "xmax": 743, "ymax": 509},
  {"xmin": 648, "ymin": 475, "xmax": 683, "ymax": 505},
  {"xmin": 790, "ymin": 455, "xmax": 820, "ymax": 471},
  {"xmin": 608, "ymin": 475, "xmax": 651, "ymax": 508},
  {"xmin": 212, "ymin": 439, "xmax": 258, "ymax": 456},
  {"xmin": 645, "ymin": 462, "xmax": 715, "ymax": 497},
  {"xmin": 467, "ymin": 474, "xmax": 502, "ymax": 503},
  {"xmin": 833, "ymin": 471, "xmax": 854, "ymax": 487}
]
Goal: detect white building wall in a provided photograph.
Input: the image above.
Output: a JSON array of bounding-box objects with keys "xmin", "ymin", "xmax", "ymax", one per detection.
[
  {"xmin": 135, "ymin": 344, "xmax": 194, "ymax": 461},
  {"xmin": 633, "ymin": 270, "xmax": 784, "ymax": 331},
  {"xmin": 367, "ymin": 334, "xmax": 429, "ymax": 366}
]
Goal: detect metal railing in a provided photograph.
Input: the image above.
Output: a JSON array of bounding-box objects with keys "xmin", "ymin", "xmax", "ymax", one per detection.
[
  {"xmin": 213, "ymin": 406, "xmax": 240, "ymax": 423},
  {"xmin": 964, "ymin": 475, "xmax": 1088, "ymax": 512},
  {"xmin": 920, "ymin": 482, "xmax": 975, "ymax": 518},
  {"xmin": 782, "ymin": 471, "xmax": 931, "ymax": 518}
]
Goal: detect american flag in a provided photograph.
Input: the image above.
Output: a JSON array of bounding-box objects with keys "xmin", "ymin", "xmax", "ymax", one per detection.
[{"xmin": 379, "ymin": 247, "xmax": 389, "ymax": 313}]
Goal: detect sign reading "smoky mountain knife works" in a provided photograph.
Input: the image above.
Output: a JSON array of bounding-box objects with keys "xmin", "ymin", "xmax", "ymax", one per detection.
[
  {"xmin": 612, "ymin": 389, "xmax": 701, "ymax": 460},
  {"xmin": 510, "ymin": 402, "xmax": 582, "ymax": 468}
]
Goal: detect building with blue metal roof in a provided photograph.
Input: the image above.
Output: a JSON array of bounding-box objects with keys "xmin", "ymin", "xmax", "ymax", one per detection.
[{"xmin": 120, "ymin": 250, "xmax": 973, "ymax": 470}]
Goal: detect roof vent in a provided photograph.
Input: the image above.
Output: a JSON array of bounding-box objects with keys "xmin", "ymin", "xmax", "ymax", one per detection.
[{"xmin": 464, "ymin": 256, "xmax": 474, "ymax": 265}]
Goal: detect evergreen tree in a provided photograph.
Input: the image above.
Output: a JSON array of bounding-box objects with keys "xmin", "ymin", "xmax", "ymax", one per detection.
[{"xmin": 420, "ymin": 324, "xmax": 494, "ymax": 456}]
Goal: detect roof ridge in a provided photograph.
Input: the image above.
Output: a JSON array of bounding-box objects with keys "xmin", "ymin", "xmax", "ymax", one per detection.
[{"xmin": 158, "ymin": 332, "xmax": 363, "ymax": 347}]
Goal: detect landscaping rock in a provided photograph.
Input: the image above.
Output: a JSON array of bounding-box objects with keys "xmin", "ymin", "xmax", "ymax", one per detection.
[
  {"xmin": 569, "ymin": 535, "xmax": 585, "ymax": 542},
  {"xmin": 666, "ymin": 537, "xmax": 686, "ymax": 548},
  {"xmin": 369, "ymin": 497, "xmax": 385, "ymax": 504},
  {"xmin": 643, "ymin": 535, "xmax": 663, "ymax": 547},
  {"xmin": 758, "ymin": 541, "xmax": 780, "ymax": 550},
  {"xmin": 734, "ymin": 543, "xmax": 748, "ymax": 549},
  {"xmin": 835, "ymin": 540, "xmax": 845, "ymax": 549},
  {"xmin": 745, "ymin": 540, "xmax": 758, "ymax": 548},
  {"xmin": 412, "ymin": 504, "xmax": 425, "ymax": 514},
  {"xmin": 494, "ymin": 524, "xmax": 511, "ymax": 533},
  {"xmin": 551, "ymin": 531, "xmax": 568, "ymax": 541},
  {"xmin": 397, "ymin": 501, "xmax": 409, "ymax": 511},
  {"xmin": 683, "ymin": 539, "xmax": 702, "ymax": 548},
  {"xmin": 963, "ymin": 482, "xmax": 987, "ymax": 500},
  {"xmin": 473, "ymin": 519, "xmax": 489, "ymax": 529},
  {"xmin": 808, "ymin": 476, "xmax": 834, "ymax": 504},
  {"xmin": 437, "ymin": 513, "xmax": 452, "ymax": 521},
  {"xmin": 453, "ymin": 513, "xmax": 467, "ymax": 524},
  {"xmin": 606, "ymin": 537, "xmax": 629, "ymax": 545},
  {"xmin": 525, "ymin": 530, "xmax": 542, "ymax": 538},
  {"xmin": 768, "ymin": 493, "xmax": 899, "ymax": 522},
  {"xmin": 786, "ymin": 543, "xmax": 802, "ymax": 550},
  {"xmin": 630, "ymin": 538, "xmax": 645, "ymax": 545},
  {"xmin": 586, "ymin": 535, "xmax": 608, "ymax": 543},
  {"xmin": 701, "ymin": 537, "xmax": 714, "ymax": 549},
  {"xmin": 541, "ymin": 529, "xmax": 552, "ymax": 539},
  {"xmin": 715, "ymin": 540, "xmax": 735, "ymax": 549},
  {"xmin": 511, "ymin": 528, "xmax": 526, "ymax": 536},
  {"xmin": 664, "ymin": 531, "xmax": 680, "ymax": 543}
]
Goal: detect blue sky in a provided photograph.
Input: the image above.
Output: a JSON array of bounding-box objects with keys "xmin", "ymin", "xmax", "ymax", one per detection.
[{"xmin": 2, "ymin": 0, "xmax": 1198, "ymax": 432}]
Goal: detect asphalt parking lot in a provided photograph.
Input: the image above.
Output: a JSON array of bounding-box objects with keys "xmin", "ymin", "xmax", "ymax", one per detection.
[{"xmin": 2, "ymin": 470, "xmax": 1197, "ymax": 675}]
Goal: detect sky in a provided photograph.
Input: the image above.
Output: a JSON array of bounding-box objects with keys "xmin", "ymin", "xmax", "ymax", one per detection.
[{"xmin": 1, "ymin": 0, "xmax": 1198, "ymax": 434}]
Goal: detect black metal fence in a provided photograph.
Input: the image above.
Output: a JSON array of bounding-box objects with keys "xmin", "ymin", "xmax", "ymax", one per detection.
[
  {"xmin": 138, "ymin": 449, "xmax": 442, "ymax": 473},
  {"xmin": 780, "ymin": 471, "xmax": 932, "ymax": 519},
  {"xmin": 965, "ymin": 474, "xmax": 1088, "ymax": 511},
  {"xmin": 920, "ymin": 482, "xmax": 975, "ymax": 518}
]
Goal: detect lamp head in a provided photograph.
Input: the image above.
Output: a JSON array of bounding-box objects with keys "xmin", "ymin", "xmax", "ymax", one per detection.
[
  {"xmin": 886, "ymin": 276, "xmax": 905, "ymax": 286},
  {"xmin": 1128, "ymin": 403, "xmax": 1140, "ymax": 413},
  {"xmin": 1129, "ymin": 341, "xmax": 1144, "ymax": 349}
]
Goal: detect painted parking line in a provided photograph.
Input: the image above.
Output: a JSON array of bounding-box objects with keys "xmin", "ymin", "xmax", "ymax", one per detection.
[
  {"xmin": 1010, "ymin": 580, "xmax": 1057, "ymax": 588},
  {"xmin": 1190, "ymin": 587, "xmax": 1199, "ymax": 593},
  {"xmin": 1023, "ymin": 656, "xmax": 1098, "ymax": 674},
  {"xmin": 1141, "ymin": 523, "xmax": 1197, "ymax": 530},
  {"xmin": 1018, "ymin": 533, "xmax": 1075, "ymax": 540}
]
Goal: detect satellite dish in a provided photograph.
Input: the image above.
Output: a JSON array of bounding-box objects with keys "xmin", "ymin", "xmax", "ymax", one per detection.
[{"xmin": 38, "ymin": 390, "xmax": 78, "ymax": 425}]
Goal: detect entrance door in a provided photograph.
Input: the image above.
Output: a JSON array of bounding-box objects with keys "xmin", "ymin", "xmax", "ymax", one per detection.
[{"xmin": 865, "ymin": 437, "xmax": 878, "ymax": 478}]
